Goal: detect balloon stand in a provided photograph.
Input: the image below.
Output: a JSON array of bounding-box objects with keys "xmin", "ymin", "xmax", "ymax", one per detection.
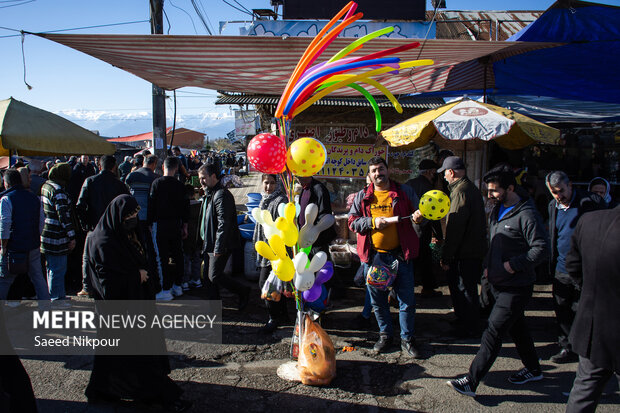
[{"xmin": 248, "ymin": 0, "xmax": 436, "ymax": 386}]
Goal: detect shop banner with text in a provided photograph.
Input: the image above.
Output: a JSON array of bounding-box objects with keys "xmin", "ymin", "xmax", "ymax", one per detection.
[{"xmin": 316, "ymin": 144, "xmax": 388, "ymax": 179}]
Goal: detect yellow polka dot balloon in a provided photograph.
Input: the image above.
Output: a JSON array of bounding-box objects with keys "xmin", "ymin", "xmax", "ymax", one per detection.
[
  {"xmin": 419, "ymin": 190, "xmax": 450, "ymax": 220},
  {"xmin": 286, "ymin": 137, "xmax": 326, "ymax": 177}
]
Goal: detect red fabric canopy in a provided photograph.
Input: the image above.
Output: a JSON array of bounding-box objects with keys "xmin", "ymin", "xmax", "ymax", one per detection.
[{"xmin": 38, "ymin": 33, "xmax": 558, "ymax": 96}]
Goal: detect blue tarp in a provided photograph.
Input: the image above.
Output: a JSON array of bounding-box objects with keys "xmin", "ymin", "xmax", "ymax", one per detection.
[{"xmin": 493, "ymin": 1, "xmax": 620, "ymax": 104}]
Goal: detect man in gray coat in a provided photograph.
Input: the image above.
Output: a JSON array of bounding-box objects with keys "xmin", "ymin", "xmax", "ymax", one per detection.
[{"xmin": 439, "ymin": 156, "xmax": 487, "ymax": 337}]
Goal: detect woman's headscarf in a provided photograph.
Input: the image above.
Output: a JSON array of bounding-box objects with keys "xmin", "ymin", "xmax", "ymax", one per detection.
[
  {"xmin": 588, "ymin": 177, "xmax": 612, "ymax": 204},
  {"xmin": 86, "ymin": 194, "xmax": 147, "ymax": 299}
]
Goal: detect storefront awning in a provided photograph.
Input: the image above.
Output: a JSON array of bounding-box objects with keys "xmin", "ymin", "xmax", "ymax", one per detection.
[{"xmin": 36, "ymin": 33, "xmax": 559, "ymax": 97}]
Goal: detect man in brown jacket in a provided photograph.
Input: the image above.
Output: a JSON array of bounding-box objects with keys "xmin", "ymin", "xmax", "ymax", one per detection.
[{"xmin": 439, "ymin": 157, "xmax": 487, "ymax": 337}]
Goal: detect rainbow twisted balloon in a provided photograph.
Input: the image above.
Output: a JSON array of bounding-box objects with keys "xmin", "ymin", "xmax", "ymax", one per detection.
[{"xmin": 274, "ymin": 0, "xmax": 434, "ymax": 133}]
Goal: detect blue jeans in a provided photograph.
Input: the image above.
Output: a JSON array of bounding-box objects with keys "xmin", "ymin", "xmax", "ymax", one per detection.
[
  {"xmin": 0, "ymin": 249, "xmax": 51, "ymax": 301},
  {"xmin": 45, "ymin": 254, "xmax": 68, "ymax": 301},
  {"xmin": 368, "ymin": 258, "xmax": 415, "ymax": 341}
]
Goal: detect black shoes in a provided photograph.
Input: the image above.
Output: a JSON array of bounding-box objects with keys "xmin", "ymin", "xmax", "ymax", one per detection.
[
  {"xmin": 373, "ymin": 335, "xmax": 393, "ymax": 353},
  {"xmin": 447, "ymin": 376, "xmax": 476, "ymax": 397},
  {"xmin": 237, "ymin": 288, "xmax": 250, "ymax": 311},
  {"xmin": 550, "ymin": 348, "xmax": 578, "ymax": 364},
  {"xmin": 259, "ymin": 319, "xmax": 278, "ymax": 334},
  {"xmin": 401, "ymin": 339, "xmax": 421, "ymax": 358}
]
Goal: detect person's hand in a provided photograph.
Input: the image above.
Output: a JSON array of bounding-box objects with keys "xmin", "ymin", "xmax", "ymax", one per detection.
[
  {"xmin": 139, "ymin": 269, "xmax": 149, "ymax": 283},
  {"xmin": 374, "ymin": 217, "xmax": 389, "ymax": 229},
  {"xmin": 503, "ymin": 261, "xmax": 515, "ymax": 274},
  {"xmin": 214, "ymin": 252, "xmax": 222, "ymax": 257},
  {"xmin": 431, "ymin": 236, "xmax": 439, "ymax": 244},
  {"xmin": 411, "ymin": 209, "xmax": 423, "ymax": 224},
  {"xmin": 68, "ymin": 240, "xmax": 76, "ymax": 251},
  {"xmin": 483, "ymin": 268, "xmax": 488, "ymax": 278},
  {"xmin": 440, "ymin": 260, "xmax": 450, "ymax": 271}
]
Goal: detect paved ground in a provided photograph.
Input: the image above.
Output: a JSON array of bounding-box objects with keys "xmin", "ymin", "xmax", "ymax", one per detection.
[{"xmin": 20, "ymin": 173, "xmax": 620, "ymax": 412}]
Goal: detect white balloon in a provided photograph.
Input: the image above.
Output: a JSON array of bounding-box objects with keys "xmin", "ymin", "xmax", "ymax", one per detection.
[{"xmin": 298, "ymin": 204, "xmax": 336, "ymax": 248}]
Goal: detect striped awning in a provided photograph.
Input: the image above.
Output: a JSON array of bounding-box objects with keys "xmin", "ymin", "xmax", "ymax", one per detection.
[
  {"xmin": 215, "ymin": 93, "xmax": 446, "ymax": 109},
  {"xmin": 37, "ymin": 34, "xmax": 559, "ymax": 97}
]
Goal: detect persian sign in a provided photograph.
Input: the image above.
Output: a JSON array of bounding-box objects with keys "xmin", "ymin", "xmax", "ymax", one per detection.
[{"xmin": 316, "ymin": 144, "xmax": 388, "ymax": 179}]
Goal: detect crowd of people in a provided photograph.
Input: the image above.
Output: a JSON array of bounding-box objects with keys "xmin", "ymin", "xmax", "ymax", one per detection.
[{"xmin": 0, "ymin": 146, "xmax": 617, "ymax": 412}]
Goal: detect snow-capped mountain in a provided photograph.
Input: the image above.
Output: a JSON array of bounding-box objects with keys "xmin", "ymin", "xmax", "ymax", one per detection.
[{"xmin": 56, "ymin": 109, "xmax": 236, "ymax": 141}]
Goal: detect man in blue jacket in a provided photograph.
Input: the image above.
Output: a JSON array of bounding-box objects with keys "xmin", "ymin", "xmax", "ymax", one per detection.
[
  {"xmin": 0, "ymin": 169, "xmax": 50, "ymax": 303},
  {"xmin": 448, "ymin": 166, "xmax": 549, "ymax": 397}
]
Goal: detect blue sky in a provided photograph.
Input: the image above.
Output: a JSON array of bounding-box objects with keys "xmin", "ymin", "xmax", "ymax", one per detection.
[{"xmin": 1, "ymin": 0, "xmax": 619, "ymax": 138}]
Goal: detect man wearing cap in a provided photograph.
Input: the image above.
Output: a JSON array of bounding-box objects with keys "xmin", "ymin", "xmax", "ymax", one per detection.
[
  {"xmin": 439, "ymin": 156, "xmax": 487, "ymax": 337},
  {"xmin": 406, "ymin": 159, "xmax": 443, "ymax": 297}
]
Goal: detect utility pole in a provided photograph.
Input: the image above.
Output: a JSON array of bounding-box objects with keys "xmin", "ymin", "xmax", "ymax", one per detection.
[{"xmin": 150, "ymin": 0, "xmax": 167, "ymax": 162}]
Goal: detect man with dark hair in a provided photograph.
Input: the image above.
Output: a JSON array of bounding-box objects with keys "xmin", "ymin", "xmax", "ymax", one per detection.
[
  {"xmin": 438, "ymin": 156, "xmax": 487, "ymax": 337},
  {"xmin": 349, "ymin": 156, "xmax": 424, "ymax": 358},
  {"xmin": 448, "ymin": 166, "xmax": 549, "ymax": 397},
  {"xmin": 545, "ymin": 170, "xmax": 605, "ymax": 364},
  {"xmin": 75, "ymin": 155, "xmax": 129, "ymax": 295},
  {"xmin": 67, "ymin": 155, "xmax": 96, "ymax": 204},
  {"xmin": 41, "ymin": 163, "xmax": 76, "ymax": 306},
  {"xmin": 565, "ymin": 205, "xmax": 620, "ymax": 412},
  {"xmin": 406, "ymin": 159, "xmax": 443, "ymax": 297},
  {"xmin": 126, "ymin": 155, "xmax": 159, "ymax": 223},
  {"xmin": 197, "ymin": 163, "xmax": 250, "ymax": 309},
  {"xmin": 149, "ymin": 156, "xmax": 189, "ymax": 300},
  {"xmin": 76, "ymin": 155, "xmax": 128, "ymax": 231},
  {"xmin": 0, "ymin": 169, "xmax": 51, "ymax": 303}
]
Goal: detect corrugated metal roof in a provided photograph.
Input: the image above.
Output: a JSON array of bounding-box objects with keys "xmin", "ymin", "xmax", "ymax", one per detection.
[
  {"xmin": 215, "ymin": 93, "xmax": 445, "ymax": 109},
  {"xmin": 429, "ymin": 10, "xmax": 543, "ymax": 41}
]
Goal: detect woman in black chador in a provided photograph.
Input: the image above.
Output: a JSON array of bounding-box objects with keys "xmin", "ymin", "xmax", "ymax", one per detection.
[{"xmin": 83, "ymin": 194, "xmax": 191, "ymax": 412}]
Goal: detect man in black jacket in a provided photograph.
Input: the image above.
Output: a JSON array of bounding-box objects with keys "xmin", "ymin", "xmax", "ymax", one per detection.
[
  {"xmin": 439, "ymin": 156, "xmax": 487, "ymax": 337},
  {"xmin": 545, "ymin": 170, "xmax": 605, "ymax": 363},
  {"xmin": 565, "ymin": 206, "xmax": 620, "ymax": 412},
  {"xmin": 76, "ymin": 156, "xmax": 129, "ymax": 295},
  {"xmin": 198, "ymin": 164, "xmax": 249, "ymax": 309},
  {"xmin": 448, "ymin": 166, "xmax": 549, "ymax": 397},
  {"xmin": 149, "ymin": 157, "xmax": 189, "ymax": 301}
]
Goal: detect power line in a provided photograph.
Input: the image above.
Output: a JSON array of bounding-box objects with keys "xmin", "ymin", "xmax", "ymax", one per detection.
[
  {"xmin": 0, "ymin": 20, "xmax": 150, "ymax": 39},
  {"xmin": 167, "ymin": 0, "xmax": 198, "ymax": 34},
  {"xmin": 190, "ymin": 0, "xmax": 213, "ymax": 34},
  {"xmin": 232, "ymin": 0, "xmax": 252, "ymax": 15},
  {"xmin": 163, "ymin": 8, "xmax": 171, "ymax": 34},
  {"xmin": 221, "ymin": 0, "xmax": 253, "ymax": 17},
  {"xmin": 197, "ymin": 0, "xmax": 216, "ymax": 35},
  {"xmin": 0, "ymin": 0, "xmax": 35, "ymax": 9}
]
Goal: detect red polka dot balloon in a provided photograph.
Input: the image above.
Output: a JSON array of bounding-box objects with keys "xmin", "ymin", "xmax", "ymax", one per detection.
[{"xmin": 247, "ymin": 133, "xmax": 287, "ymax": 174}]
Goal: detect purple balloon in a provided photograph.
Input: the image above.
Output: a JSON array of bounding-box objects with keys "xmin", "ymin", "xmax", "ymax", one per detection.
[
  {"xmin": 314, "ymin": 261, "xmax": 334, "ymax": 285},
  {"xmin": 303, "ymin": 284, "xmax": 322, "ymax": 302}
]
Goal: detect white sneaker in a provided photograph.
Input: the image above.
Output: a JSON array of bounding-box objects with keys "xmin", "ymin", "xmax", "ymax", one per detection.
[
  {"xmin": 170, "ymin": 284, "xmax": 183, "ymax": 297},
  {"xmin": 189, "ymin": 279, "xmax": 202, "ymax": 288},
  {"xmin": 156, "ymin": 290, "xmax": 173, "ymax": 301},
  {"xmin": 181, "ymin": 282, "xmax": 190, "ymax": 291}
]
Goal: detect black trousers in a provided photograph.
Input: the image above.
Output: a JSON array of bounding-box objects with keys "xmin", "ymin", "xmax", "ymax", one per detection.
[
  {"xmin": 202, "ymin": 251, "xmax": 248, "ymax": 300},
  {"xmin": 154, "ymin": 221, "xmax": 184, "ymax": 291},
  {"xmin": 553, "ymin": 273, "xmax": 580, "ymax": 351},
  {"xmin": 258, "ymin": 266, "xmax": 288, "ymax": 323},
  {"xmin": 414, "ymin": 231, "xmax": 436, "ymax": 290},
  {"xmin": 567, "ymin": 356, "xmax": 620, "ymax": 413},
  {"xmin": 447, "ymin": 258, "xmax": 482, "ymax": 331},
  {"xmin": 467, "ymin": 284, "xmax": 541, "ymax": 389}
]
